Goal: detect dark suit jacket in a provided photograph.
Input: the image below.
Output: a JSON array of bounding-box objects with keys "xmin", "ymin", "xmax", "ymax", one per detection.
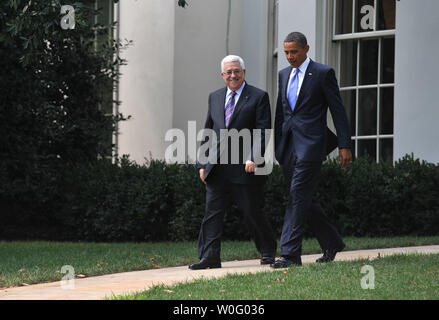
[
  {"xmin": 198, "ymin": 83, "xmax": 271, "ymax": 184},
  {"xmin": 274, "ymin": 59, "xmax": 351, "ymax": 165}
]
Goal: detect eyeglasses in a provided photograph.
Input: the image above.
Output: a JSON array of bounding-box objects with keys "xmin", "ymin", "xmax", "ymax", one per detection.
[{"xmin": 222, "ymin": 69, "xmax": 243, "ymax": 76}]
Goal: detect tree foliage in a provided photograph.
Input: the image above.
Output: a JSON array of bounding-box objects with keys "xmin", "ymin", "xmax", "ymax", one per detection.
[
  {"xmin": 0, "ymin": 0, "xmax": 185, "ymax": 236},
  {"xmin": 0, "ymin": 0, "xmax": 130, "ymax": 226}
]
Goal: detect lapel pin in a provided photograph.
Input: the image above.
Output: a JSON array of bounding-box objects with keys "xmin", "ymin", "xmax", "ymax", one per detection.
[{"xmin": 309, "ymin": 72, "xmax": 312, "ymax": 76}]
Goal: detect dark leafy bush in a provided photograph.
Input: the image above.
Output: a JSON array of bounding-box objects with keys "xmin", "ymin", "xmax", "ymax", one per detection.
[
  {"xmin": 330, "ymin": 154, "xmax": 439, "ymax": 237},
  {"xmin": 0, "ymin": 1, "xmax": 128, "ymax": 239},
  {"xmin": 167, "ymin": 164, "xmax": 205, "ymax": 241},
  {"xmin": 2, "ymin": 154, "xmax": 438, "ymax": 242},
  {"xmin": 60, "ymin": 157, "xmax": 177, "ymax": 241}
]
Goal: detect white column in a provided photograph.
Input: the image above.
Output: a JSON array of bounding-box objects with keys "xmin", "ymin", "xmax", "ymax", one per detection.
[
  {"xmin": 117, "ymin": 0, "xmax": 175, "ymax": 163},
  {"xmin": 394, "ymin": 0, "xmax": 439, "ymax": 163}
]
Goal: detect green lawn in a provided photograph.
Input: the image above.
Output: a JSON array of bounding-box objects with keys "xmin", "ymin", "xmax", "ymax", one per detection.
[
  {"xmin": 1, "ymin": 236, "xmax": 438, "ymax": 289},
  {"xmin": 116, "ymin": 254, "xmax": 439, "ymax": 300}
]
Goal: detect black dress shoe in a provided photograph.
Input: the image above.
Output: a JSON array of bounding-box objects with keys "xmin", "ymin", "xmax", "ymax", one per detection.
[
  {"xmin": 316, "ymin": 245, "xmax": 346, "ymax": 263},
  {"xmin": 260, "ymin": 256, "xmax": 275, "ymax": 265},
  {"xmin": 270, "ymin": 256, "xmax": 302, "ymax": 268},
  {"xmin": 189, "ymin": 258, "xmax": 221, "ymax": 270}
]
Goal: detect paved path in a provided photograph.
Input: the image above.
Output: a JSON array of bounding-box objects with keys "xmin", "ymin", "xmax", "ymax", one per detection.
[{"xmin": 1, "ymin": 245, "xmax": 438, "ymax": 300}]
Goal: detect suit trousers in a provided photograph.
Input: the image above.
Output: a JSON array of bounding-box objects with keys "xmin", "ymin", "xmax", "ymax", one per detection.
[
  {"xmin": 198, "ymin": 166, "xmax": 277, "ymax": 260},
  {"xmin": 280, "ymin": 155, "xmax": 345, "ymax": 258}
]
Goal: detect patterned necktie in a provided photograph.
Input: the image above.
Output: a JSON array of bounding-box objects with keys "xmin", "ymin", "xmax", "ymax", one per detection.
[
  {"xmin": 225, "ymin": 91, "xmax": 236, "ymax": 128},
  {"xmin": 287, "ymin": 69, "xmax": 300, "ymax": 111}
]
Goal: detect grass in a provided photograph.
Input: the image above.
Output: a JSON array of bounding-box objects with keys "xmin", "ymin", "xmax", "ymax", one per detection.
[
  {"xmin": 116, "ymin": 254, "xmax": 439, "ymax": 300},
  {"xmin": 1, "ymin": 236, "xmax": 439, "ymax": 288}
]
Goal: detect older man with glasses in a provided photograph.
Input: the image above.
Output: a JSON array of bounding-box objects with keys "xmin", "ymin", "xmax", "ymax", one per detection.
[{"xmin": 189, "ymin": 55, "xmax": 277, "ymax": 270}]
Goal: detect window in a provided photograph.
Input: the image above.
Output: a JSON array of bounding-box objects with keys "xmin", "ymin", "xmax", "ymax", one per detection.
[
  {"xmin": 333, "ymin": 0, "xmax": 395, "ymax": 163},
  {"xmin": 94, "ymin": 0, "xmax": 115, "ymax": 115},
  {"xmin": 88, "ymin": 0, "xmax": 116, "ymax": 159}
]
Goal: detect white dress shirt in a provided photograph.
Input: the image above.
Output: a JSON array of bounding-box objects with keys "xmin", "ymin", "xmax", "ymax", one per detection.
[
  {"xmin": 287, "ymin": 57, "xmax": 310, "ymax": 99},
  {"xmin": 225, "ymin": 81, "xmax": 246, "ymax": 109}
]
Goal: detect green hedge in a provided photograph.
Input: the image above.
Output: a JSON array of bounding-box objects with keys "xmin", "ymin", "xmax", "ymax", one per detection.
[{"xmin": 1, "ymin": 155, "xmax": 438, "ymax": 241}]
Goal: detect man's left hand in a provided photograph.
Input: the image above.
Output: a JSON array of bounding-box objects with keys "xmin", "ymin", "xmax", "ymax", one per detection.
[{"xmin": 339, "ymin": 148, "xmax": 352, "ymax": 169}]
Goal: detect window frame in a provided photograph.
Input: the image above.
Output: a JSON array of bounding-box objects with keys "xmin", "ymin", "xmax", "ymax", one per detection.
[
  {"xmin": 332, "ymin": 0, "xmax": 395, "ymax": 163},
  {"xmin": 90, "ymin": 0, "xmax": 117, "ymax": 160}
]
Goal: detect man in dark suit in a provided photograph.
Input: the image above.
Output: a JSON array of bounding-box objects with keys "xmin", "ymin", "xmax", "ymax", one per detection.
[
  {"xmin": 271, "ymin": 32, "xmax": 352, "ymax": 268},
  {"xmin": 189, "ymin": 55, "xmax": 277, "ymax": 270}
]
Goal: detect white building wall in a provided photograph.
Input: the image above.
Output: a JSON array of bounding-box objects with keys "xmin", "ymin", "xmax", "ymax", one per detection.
[
  {"xmin": 117, "ymin": 0, "xmax": 175, "ymax": 163},
  {"xmin": 173, "ymin": 0, "xmax": 269, "ymax": 160},
  {"xmin": 277, "ymin": 0, "xmax": 318, "ymax": 71},
  {"xmin": 172, "ymin": 0, "xmax": 239, "ymax": 150},
  {"xmin": 394, "ymin": 0, "xmax": 439, "ymax": 163},
  {"xmin": 118, "ymin": 0, "xmax": 270, "ymax": 162},
  {"xmin": 114, "ymin": 0, "xmax": 439, "ymax": 164},
  {"xmin": 240, "ymin": 0, "xmax": 269, "ymax": 91}
]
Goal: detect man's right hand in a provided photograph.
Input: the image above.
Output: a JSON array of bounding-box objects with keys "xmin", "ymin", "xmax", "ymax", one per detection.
[{"xmin": 199, "ymin": 169, "xmax": 206, "ymax": 184}]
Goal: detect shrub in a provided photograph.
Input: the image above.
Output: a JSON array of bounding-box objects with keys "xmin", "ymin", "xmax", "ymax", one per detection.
[
  {"xmin": 0, "ymin": 1, "xmax": 128, "ymax": 239},
  {"xmin": 1, "ymin": 155, "xmax": 438, "ymax": 241}
]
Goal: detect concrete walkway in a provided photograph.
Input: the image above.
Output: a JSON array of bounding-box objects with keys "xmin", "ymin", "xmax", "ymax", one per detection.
[{"xmin": 1, "ymin": 245, "xmax": 438, "ymax": 300}]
